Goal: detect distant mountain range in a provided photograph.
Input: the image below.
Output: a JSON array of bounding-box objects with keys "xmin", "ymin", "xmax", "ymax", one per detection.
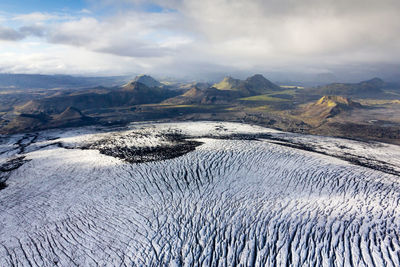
[
  {"xmin": 2, "ymin": 73, "xmax": 400, "ymax": 144},
  {"xmin": 11, "ymin": 74, "xmax": 394, "ymax": 116},
  {"xmin": 0, "ymin": 73, "xmax": 130, "ymax": 89},
  {"xmin": 310, "ymin": 78, "xmax": 387, "ymax": 98}
]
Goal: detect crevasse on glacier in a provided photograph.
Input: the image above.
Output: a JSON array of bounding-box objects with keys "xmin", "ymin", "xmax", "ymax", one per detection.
[{"xmin": 1, "ymin": 122, "xmax": 400, "ymax": 266}]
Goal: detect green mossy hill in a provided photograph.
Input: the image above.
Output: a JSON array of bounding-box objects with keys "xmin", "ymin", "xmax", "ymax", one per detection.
[
  {"xmin": 303, "ymin": 96, "xmax": 362, "ymax": 120},
  {"xmin": 213, "ymin": 76, "xmax": 242, "ymax": 90}
]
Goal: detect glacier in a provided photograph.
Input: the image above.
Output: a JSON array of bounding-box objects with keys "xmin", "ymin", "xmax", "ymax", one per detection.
[{"xmin": 1, "ymin": 121, "xmax": 400, "ymax": 266}]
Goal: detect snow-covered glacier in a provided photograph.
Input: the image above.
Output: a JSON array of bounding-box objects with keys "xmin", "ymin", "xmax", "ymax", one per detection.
[{"xmin": 1, "ymin": 121, "xmax": 400, "ymax": 266}]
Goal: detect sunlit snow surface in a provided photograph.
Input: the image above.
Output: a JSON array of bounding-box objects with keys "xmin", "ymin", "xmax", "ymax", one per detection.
[{"xmin": 1, "ymin": 121, "xmax": 400, "ymax": 266}]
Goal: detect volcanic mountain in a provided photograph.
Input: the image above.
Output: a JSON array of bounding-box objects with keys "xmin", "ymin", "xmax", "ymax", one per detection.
[
  {"xmin": 213, "ymin": 74, "xmax": 281, "ymax": 95},
  {"xmin": 132, "ymin": 74, "xmax": 163, "ymax": 88},
  {"xmin": 244, "ymin": 74, "xmax": 281, "ymax": 94}
]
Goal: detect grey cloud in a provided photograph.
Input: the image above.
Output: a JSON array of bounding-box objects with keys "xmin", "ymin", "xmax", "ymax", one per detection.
[
  {"xmin": 0, "ymin": 25, "xmax": 47, "ymax": 41},
  {"xmin": 0, "ymin": 26, "xmax": 25, "ymax": 41},
  {"xmin": 102, "ymin": 0, "xmax": 400, "ymax": 62},
  {"xmin": 19, "ymin": 25, "xmax": 46, "ymax": 37},
  {"xmin": 47, "ymin": 31, "xmax": 92, "ymax": 46},
  {"xmin": 97, "ymin": 43, "xmax": 170, "ymax": 58}
]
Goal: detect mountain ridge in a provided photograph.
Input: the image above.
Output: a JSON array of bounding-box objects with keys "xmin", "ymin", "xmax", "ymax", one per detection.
[
  {"xmin": 311, "ymin": 77, "xmax": 386, "ymax": 97},
  {"xmin": 16, "ymin": 81, "xmax": 179, "ymax": 114}
]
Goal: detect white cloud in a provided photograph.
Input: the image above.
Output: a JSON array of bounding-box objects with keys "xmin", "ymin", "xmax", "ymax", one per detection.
[
  {"xmin": 12, "ymin": 12, "xmax": 72, "ymax": 22},
  {"xmin": 45, "ymin": 12, "xmax": 192, "ymax": 58},
  {"xmin": 79, "ymin": 9, "xmax": 92, "ymax": 14},
  {"xmin": 0, "ymin": 42, "xmax": 150, "ymax": 75}
]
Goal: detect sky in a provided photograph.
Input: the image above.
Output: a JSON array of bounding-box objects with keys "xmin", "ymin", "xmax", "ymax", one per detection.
[{"xmin": 0, "ymin": 0, "xmax": 399, "ymax": 82}]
